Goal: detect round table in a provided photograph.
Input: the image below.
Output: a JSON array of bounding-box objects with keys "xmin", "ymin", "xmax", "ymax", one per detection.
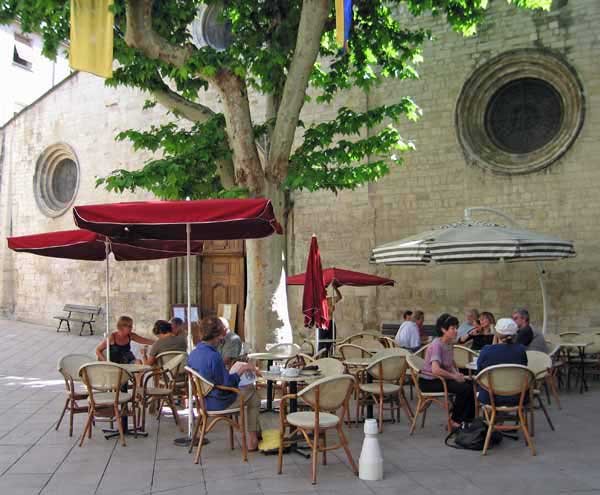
[
  {"xmin": 262, "ymin": 372, "xmax": 318, "ymax": 413},
  {"xmin": 342, "ymin": 358, "xmax": 374, "ymax": 418},
  {"xmin": 248, "ymin": 352, "xmax": 298, "ymax": 410},
  {"xmin": 559, "ymin": 342, "xmax": 591, "ymax": 393}
]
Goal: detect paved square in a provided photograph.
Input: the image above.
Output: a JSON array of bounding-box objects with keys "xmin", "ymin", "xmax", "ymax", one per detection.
[{"xmin": 0, "ymin": 320, "xmax": 598, "ymax": 495}]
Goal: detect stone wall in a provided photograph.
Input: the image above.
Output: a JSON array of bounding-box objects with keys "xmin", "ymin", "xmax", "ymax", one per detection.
[
  {"xmin": 0, "ymin": 73, "xmax": 171, "ymax": 337},
  {"xmin": 289, "ymin": 0, "xmax": 600, "ymax": 340}
]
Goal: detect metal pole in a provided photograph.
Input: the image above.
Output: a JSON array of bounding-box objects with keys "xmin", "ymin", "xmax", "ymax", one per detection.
[
  {"xmin": 105, "ymin": 240, "xmax": 110, "ymax": 362},
  {"xmin": 536, "ymin": 261, "xmax": 548, "ymax": 335},
  {"xmin": 186, "ymin": 222, "xmax": 193, "ymax": 439}
]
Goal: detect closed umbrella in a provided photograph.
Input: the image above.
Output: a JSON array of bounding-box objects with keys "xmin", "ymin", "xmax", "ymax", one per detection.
[
  {"xmin": 370, "ymin": 207, "xmax": 576, "ymax": 334},
  {"xmin": 7, "ymin": 229, "xmax": 203, "ymax": 360},
  {"xmin": 301, "ymin": 235, "xmax": 329, "ymax": 349},
  {"xmin": 72, "ymin": 198, "xmax": 283, "ymax": 442}
]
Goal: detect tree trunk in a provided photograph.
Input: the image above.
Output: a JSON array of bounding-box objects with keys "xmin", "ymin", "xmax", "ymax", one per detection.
[{"xmin": 244, "ymin": 182, "xmax": 293, "ymax": 351}]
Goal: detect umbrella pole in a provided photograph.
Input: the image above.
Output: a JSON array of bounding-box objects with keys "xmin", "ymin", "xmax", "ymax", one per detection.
[
  {"xmin": 105, "ymin": 241, "xmax": 110, "ymax": 362},
  {"xmin": 186, "ymin": 222, "xmax": 193, "ymax": 439},
  {"xmin": 537, "ymin": 261, "xmax": 548, "ymax": 335}
]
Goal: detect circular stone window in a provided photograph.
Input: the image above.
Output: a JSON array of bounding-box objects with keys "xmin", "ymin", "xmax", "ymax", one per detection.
[
  {"xmin": 456, "ymin": 50, "xmax": 585, "ymax": 175},
  {"xmin": 34, "ymin": 143, "xmax": 80, "ymax": 217}
]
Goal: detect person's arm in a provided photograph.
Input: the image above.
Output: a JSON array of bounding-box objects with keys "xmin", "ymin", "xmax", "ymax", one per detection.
[
  {"xmin": 431, "ymin": 360, "xmax": 464, "ymax": 382},
  {"xmin": 333, "ymin": 286, "xmax": 343, "ymax": 303},
  {"xmin": 131, "ymin": 332, "xmax": 155, "ymax": 345},
  {"xmin": 96, "ymin": 339, "xmax": 107, "ymax": 361},
  {"xmin": 141, "ymin": 347, "xmax": 157, "ymax": 366}
]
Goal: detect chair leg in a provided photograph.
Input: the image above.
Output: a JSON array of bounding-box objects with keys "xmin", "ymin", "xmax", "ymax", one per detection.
[
  {"xmin": 421, "ymin": 402, "xmax": 429, "ymax": 429},
  {"xmin": 547, "ymin": 375, "xmax": 561, "ymax": 409},
  {"xmin": 79, "ymin": 411, "xmax": 94, "ymax": 447},
  {"xmin": 409, "ymin": 399, "xmax": 422, "ymax": 435},
  {"xmin": 322, "ymin": 431, "xmax": 327, "ymax": 465},
  {"xmin": 55, "ymin": 398, "xmax": 69, "ymax": 431},
  {"xmin": 519, "ymin": 409, "xmax": 536, "ymax": 456},
  {"xmin": 193, "ymin": 419, "xmax": 208, "ymax": 464},
  {"xmin": 239, "ymin": 409, "xmax": 248, "ymax": 462},
  {"xmin": 277, "ymin": 421, "xmax": 285, "ymax": 475},
  {"xmin": 537, "ymin": 396, "xmax": 555, "ymax": 431},
  {"xmin": 229, "ymin": 422, "xmax": 235, "ymax": 450},
  {"xmin": 69, "ymin": 401, "xmax": 75, "ymax": 437},
  {"xmin": 378, "ymin": 394, "xmax": 384, "ymax": 433},
  {"xmin": 167, "ymin": 396, "xmax": 182, "ymax": 432},
  {"xmin": 189, "ymin": 414, "xmax": 202, "ymax": 454},
  {"xmin": 338, "ymin": 424, "xmax": 358, "ymax": 475},
  {"xmin": 311, "ymin": 427, "xmax": 320, "ymax": 485},
  {"xmin": 401, "ymin": 390, "xmax": 414, "ymax": 421},
  {"xmin": 141, "ymin": 397, "xmax": 147, "ymax": 432},
  {"xmin": 481, "ymin": 412, "xmax": 496, "ymax": 456}
]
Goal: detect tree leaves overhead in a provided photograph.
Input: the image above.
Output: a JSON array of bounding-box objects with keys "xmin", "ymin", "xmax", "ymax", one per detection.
[{"xmin": 1, "ymin": 0, "xmax": 551, "ymax": 199}]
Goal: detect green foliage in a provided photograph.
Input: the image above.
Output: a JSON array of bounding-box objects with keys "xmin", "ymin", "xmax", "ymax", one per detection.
[{"xmin": 1, "ymin": 0, "xmax": 551, "ymax": 200}]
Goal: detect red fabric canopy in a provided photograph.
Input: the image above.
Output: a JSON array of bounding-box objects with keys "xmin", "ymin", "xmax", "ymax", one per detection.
[
  {"xmin": 302, "ymin": 235, "xmax": 329, "ymax": 329},
  {"xmin": 7, "ymin": 229, "xmax": 202, "ymax": 261},
  {"xmin": 73, "ymin": 198, "xmax": 283, "ymax": 240},
  {"xmin": 288, "ymin": 267, "xmax": 395, "ymax": 288}
]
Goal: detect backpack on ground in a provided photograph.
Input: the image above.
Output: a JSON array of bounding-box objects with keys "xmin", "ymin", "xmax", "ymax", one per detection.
[{"xmin": 444, "ymin": 418, "xmax": 503, "ymax": 451}]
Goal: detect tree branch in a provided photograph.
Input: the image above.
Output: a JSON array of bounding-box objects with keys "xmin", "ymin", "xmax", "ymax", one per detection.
[
  {"xmin": 125, "ymin": 0, "xmax": 193, "ymax": 67},
  {"xmin": 151, "ymin": 86, "xmax": 236, "ymax": 189},
  {"xmin": 267, "ymin": 0, "xmax": 330, "ymax": 183},
  {"xmin": 215, "ymin": 71, "xmax": 265, "ymax": 194}
]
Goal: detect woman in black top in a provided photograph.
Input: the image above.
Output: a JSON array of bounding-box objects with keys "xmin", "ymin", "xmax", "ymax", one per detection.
[
  {"xmin": 95, "ymin": 315, "xmax": 154, "ymax": 364},
  {"xmin": 458, "ymin": 311, "xmax": 495, "ymax": 351}
]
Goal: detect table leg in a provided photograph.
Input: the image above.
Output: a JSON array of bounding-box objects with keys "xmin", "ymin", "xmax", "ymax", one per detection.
[
  {"xmin": 266, "ymin": 360, "xmax": 274, "ymax": 411},
  {"xmin": 366, "ymin": 373, "xmax": 374, "ymax": 419},
  {"xmin": 103, "ymin": 415, "xmax": 149, "ymax": 439},
  {"xmin": 578, "ymin": 346, "xmax": 588, "ymax": 393}
]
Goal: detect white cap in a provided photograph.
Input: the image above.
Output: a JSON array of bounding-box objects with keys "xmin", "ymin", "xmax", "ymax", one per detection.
[{"xmin": 495, "ymin": 318, "xmax": 518, "ymax": 336}]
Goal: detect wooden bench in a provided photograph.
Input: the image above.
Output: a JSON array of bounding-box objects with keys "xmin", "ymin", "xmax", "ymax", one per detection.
[{"xmin": 54, "ymin": 305, "xmax": 102, "ymax": 336}]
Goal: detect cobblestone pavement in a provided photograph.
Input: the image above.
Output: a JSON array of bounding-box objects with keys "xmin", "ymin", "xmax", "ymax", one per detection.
[{"xmin": 0, "ymin": 319, "xmax": 599, "ymax": 495}]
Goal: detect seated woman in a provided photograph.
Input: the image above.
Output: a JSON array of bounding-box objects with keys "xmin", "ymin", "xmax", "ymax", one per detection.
[
  {"xmin": 459, "ymin": 311, "xmax": 496, "ymax": 351},
  {"xmin": 95, "ymin": 315, "xmax": 155, "ymax": 364},
  {"xmin": 188, "ymin": 316, "xmax": 261, "ymax": 451},
  {"xmin": 419, "ymin": 315, "xmax": 475, "ymax": 429},
  {"xmin": 142, "ymin": 320, "xmax": 187, "ymax": 366},
  {"xmin": 477, "ymin": 318, "xmax": 528, "ymax": 407}
]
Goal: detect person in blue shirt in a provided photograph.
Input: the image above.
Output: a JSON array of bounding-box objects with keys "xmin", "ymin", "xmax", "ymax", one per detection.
[
  {"xmin": 188, "ymin": 316, "xmax": 261, "ymax": 450},
  {"xmin": 477, "ymin": 318, "xmax": 528, "ymax": 407}
]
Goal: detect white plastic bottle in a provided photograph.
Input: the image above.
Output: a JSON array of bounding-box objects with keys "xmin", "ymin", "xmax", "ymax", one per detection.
[{"xmin": 358, "ymin": 418, "xmax": 383, "ymax": 481}]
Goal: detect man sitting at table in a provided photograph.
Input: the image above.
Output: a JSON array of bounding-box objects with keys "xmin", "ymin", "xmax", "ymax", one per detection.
[
  {"xmin": 395, "ymin": 310, "xmax": 424, "ymax": 352},
  {"xmin": 218, "ymin": 316, "xmax": 242, "ymax": 367},
  {"xmin": 170, "ymin": 317, "xmax": 185, "ymax": 337},
  {"xmin": 141, "ymin": 320, "xmax": 187, "ymax": 366},
  {"xmin": 477, "ymin": 318, "xmax": 528, "ymax": 406},
  {"xmin": 188, "ymin": 316, "xmax": 261, "ymax": 451}
]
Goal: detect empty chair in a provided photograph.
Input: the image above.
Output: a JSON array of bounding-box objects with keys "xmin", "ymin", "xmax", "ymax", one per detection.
[
  {"xmin": 278, "ymin": 374, "xmax": 357, "ymax": 484},
  {"xmin": 475, "ymin": 364, "xmax": 536, "ymax": 455},
  {"xmin": 315, "ymin": 357, "xmax": 345, "ymax": 376},
  {"xmin": 338, "ymin": 343, "xmax": 373, "ymax": 360},
  {"xmin": 284, "ymin": 353, "xmax": 316, "ymax": 369},
  {"xmin": 525, "ymin": 350, "xmax": 556, "ymax": 432},
  {"xmin": 559, "ymin": 331, "xmax": 581, "ymax": 343},
  {"xmin": 453, "ymin": 345, "xmax": 479, "ymax": 373},
  {"xmin": 79, "ymin": 362, "xmax": 136, "ymax": 447},
  {"xmin": 56, "ymin": 354, "xmax": 95, "ymax": 436}
]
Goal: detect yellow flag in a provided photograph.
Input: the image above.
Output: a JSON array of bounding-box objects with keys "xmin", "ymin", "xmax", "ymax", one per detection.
[{"xmin": 69, "ymin": 0, "xmax": 114, "ymax": 78}]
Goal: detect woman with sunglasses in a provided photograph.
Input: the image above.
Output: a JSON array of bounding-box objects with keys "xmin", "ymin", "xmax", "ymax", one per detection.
[{"xmin": 95, "ymin": 315, "xmax": 154, "ymax": 364}]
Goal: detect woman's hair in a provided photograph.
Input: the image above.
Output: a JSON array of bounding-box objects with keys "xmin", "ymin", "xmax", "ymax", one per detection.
[
  {"xmin": 498, "ymin": 333, "xmax": 515, "ymax": 344},
  {"xmin": 153, "ymin": 320, "xmax": 172, "ymax": 335},
  {"xmin": 199, "ymin": 316, "xmax": 225, "ymax": 342},
  {"xmin": 435, "ymin": 313, "xmax": 451, "ymax": 336},
  {"xmin": 480, "ymin": 311, "xmax": 496, "ymax": 325},
  {"xmin": 117, "ymin": 316, "xmax": 133, "ymax": 329},
  {"xmin": 440, "ymin": 315, "xmax": 459, "ymax": 331}
]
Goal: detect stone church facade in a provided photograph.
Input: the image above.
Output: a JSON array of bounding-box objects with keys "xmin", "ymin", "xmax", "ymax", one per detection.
[{"xmin": 0, "ymin": 0, "xmax": 598, "ymax": 340}]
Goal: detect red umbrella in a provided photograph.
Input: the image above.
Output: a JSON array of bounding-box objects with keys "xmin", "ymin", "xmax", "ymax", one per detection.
[
  {"xmin": 302, "ymin": 235, "xmax": 329, "ymax": 331},
  {"xmin": 288, "ymin": 267, "xmax": 394, "ymax": 288},
  {"xmin": 7, "ymin": 229, "xmax": 203, "ymax": 361},
  {"xmin": 72, "ymin": 198, "xmax": 283, "ymax": 442},
  {"xmin": 73, "ymin": 198, "xmax": 282, "ymax": 240}
]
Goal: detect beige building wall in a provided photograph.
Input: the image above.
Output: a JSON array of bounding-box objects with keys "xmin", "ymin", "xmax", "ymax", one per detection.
[
  {"xmin": 0, "ymin": 73, "xmax": 172, "ymax": 336},
  {"xmin": 289, "ymin": 0, "xmax": 599, "ymax": 340}
]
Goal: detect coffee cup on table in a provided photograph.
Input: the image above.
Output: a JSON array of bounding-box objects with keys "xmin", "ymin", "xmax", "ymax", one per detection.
[
  {"xmin": 269, "ymin": 365, "xmax": 281, "ymax": 374},
  {"xmin": 283, "ymin": 368, "xmax": 299, "ymax": 378}
]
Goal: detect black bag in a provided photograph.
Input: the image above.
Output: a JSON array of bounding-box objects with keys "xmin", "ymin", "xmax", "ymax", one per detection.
[{"xmin": 445, "ymin": 418, "xmax": 503, "ymax": 451}]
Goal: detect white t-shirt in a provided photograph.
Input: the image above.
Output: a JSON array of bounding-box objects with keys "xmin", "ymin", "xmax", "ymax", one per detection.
[
  {"xmin": 395, "ymin": 321, "xmax": 421, "ymax": 350},
  {"xmin": 457, "ymin": 322, "xmax": 475, "ymax": 338}
]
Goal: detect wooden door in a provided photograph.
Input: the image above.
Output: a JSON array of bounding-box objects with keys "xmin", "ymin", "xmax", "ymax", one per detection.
[{"xmin": 199, "ymin": 240, "xmax": 245, "ymax": 339}]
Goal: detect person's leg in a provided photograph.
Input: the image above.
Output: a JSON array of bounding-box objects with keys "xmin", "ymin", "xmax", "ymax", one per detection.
[
  {"xmin": 446, "ymin": 380, "xmax": 475, "ymax": 423},
  {"xmin": 236, "ymin": 386, "xmax": 261, "ymax": 450}
]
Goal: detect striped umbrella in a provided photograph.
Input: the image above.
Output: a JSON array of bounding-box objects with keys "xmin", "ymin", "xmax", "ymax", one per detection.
[{"xmin": 370, "ymin": 209, "xmax": 576, "ymax": 334}]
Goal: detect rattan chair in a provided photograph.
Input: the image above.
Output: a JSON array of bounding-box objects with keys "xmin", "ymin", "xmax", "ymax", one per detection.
[
  {"xmin": 186, "ymin": 366, "xmax": 248, "ymax": 464},
  {"xmin": 139, "ymin": 353, "xmax": 186, "ymax": 432},
  {"xmin": 453, "ymin": 345, "xmax": 479, "ymax": 372},
  {"xmin": 284, "ymin": 353, "xmax": 316, "ymax": 369},
  {"xmin": 526, "ymin": 351, "xmax": 556, "ymax": 432},
  {"xmin": 79, "ymin": 362, "xmax": 136, "ymax": 447},
  {"xmin": 379, "ymin": 336, "xmax": 398, "ymax": 348},
  {"xmin": 475, "ymin": 364, "xmax": 536, "ymax": 455},
  {"xmin": 156, "ymin": 351, "xmax": 188, "ymax": 401},
  {"xmin": 300, "ymin": 340, "xmax": 315, "ymax": 356},
  {"xmin": 356, "ymin": 354, "xmax": 412, "ymax": 432},
  {"xmin": 278, "ymin": 374, "xmax": 357, "ymax": 484},
  {"xmin": 559, "ymin": 331, "xmax": 581, "ymax": 343},
  {"xmin": 406, "ymin": 355, "xmax": 453, "ymax": 434},
  {"xmin": 352, "ymin": 336, "xmax": 385, "ymax": 351},
  {"xmin": 413, "ymin": 343, "xmax": 431, "ymax": 359},
  {"xmin": 315, "ymin": 357, "xmax": 346, "ymax": 376},
  {"xmin": 338, "ymin": 343, "xmax": 373, "ymax": 360},
  {"xmin": 56, "ymin": 354, "xmax": 94, "ymax": 436}
]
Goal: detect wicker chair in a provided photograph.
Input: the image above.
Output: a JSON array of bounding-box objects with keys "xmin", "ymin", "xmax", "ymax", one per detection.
[
  {"xmin": 156, "ymin": 351, "xmax": 188, "ymax": 402},
  {"xmin": 356, "ymin": 354, "xmax": 412, "ymax": 432},
  {"xmin": 186, "ymin": 366, "xmax": 248, "ymax": 464},
  {"xmin": 338, "ymin": 343, "xmax": 373, "ymax": 360},
  {"xmin": 406, "ymin": 355, "xmax": 453, "ymax": 434},
  {"xmin": 278, "ymin": 374, "xmax": 357, "ymax": 484},
  {"xmin": 79, "ymin": 362, "xmax": 135, "ymax": 447},
  {"xmin": 56, "ymin": 354, "xmax": 95, "ymax": 437},
  {"xmin": 526, "ymin": 351, "xmax": 556, "ymax": 432},
  {"xmin": 315, "ymin": 357, "xmax": 345, "ymax": 376},
  {"xmin": 453, "ymin": 345, "xmax": 479, "ymax": 372},
  {"xmin": 475, "ymin": 364, "xmax": 536, "ymax": 455},
  {"xmin": 138, "ymin": 353, "xmax": 186, "ymax": 432}
]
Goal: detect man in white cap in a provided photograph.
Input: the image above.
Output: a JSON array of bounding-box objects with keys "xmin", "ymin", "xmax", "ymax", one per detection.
[{"xmin": 476, "ymin": 318, "xmax": 528, "ymax": 406}]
